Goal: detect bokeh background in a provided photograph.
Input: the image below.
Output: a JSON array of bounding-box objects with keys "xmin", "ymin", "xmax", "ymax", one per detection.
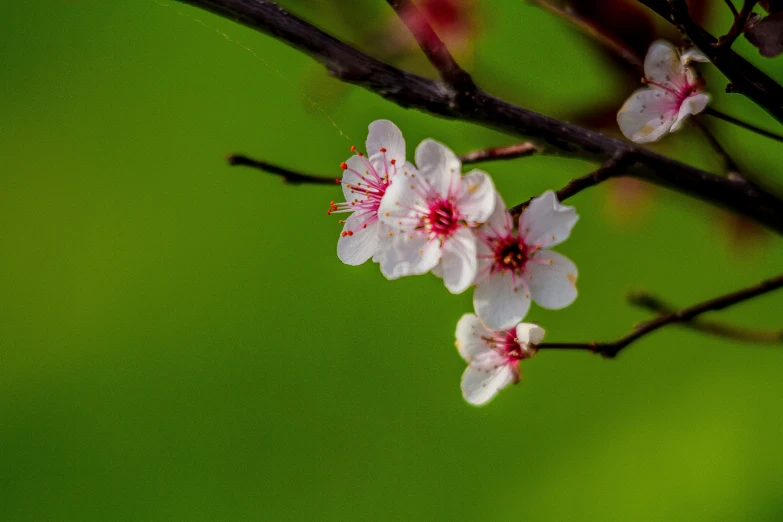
[{"xmin": 2, "ymin": 1, "xmax": 783, "ymax": 520}]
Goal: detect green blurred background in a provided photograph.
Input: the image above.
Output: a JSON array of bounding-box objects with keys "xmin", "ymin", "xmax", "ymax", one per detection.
[{"xmin": 2, "ymin": 1, "xmax": 783, "ymax": 520}]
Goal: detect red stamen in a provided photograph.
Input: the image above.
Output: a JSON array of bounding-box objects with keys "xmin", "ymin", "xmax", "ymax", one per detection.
[
  {"xmin": 340, "ymin": 162, "xmax": 348, "ymax": 170},
  {"xmin": 350, "ymin": 145, "xmax": 356, "ymax": 152},
  {"xmin": 390, "ymin": 159, "xmax": 396, "ymax": 165},
  {"xmin": 380, "ymin": 147, "xmax": 387, "ymax": 153},
  {"xmin": 335, "ymin": 178, "xmax": 341, "ymax": 184}
]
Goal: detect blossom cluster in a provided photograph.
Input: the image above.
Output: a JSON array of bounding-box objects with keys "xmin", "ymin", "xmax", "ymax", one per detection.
[
  {"xmin": 327, "ymin": 40, "xmax": 712, "ymax": 406},
  {"xmin": 329, "ymin": 120, "xmax": 578, "ymax": 405}
]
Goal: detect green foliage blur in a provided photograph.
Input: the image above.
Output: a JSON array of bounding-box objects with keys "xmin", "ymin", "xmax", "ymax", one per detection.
[{"xmin": 2, "ymin": 1, "xmax": 783, "ymax": 520}]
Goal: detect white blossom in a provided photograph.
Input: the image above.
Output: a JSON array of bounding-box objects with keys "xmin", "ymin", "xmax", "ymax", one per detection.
[
  {"xmin": 329, "ymin": 120, "xmax": 413, "ymax": 265},
  {"xmin": 456, "ymin": 314, "xmax": 543, "ymax": 406},
  {"xmin": 617, "ymin": 40, "xmax": 710, "ymax": 143},
  {"xmin": 473, "ymin": 191, "xmax": 578, "ymax": 330},
  {"xmin": 377, "ymin": 139, "xmax": 496, "ymax": 294}
]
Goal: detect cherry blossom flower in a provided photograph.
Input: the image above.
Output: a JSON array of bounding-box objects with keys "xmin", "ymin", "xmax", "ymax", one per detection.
[
  {"xmin": 456, "ymin": 314, "xmax": 543, "ymax": 406},
  {"xmin": 473, "ymin": 191, "xmax": 578, "ymax": 330},
  {"xmin": 329, "ymin": 120, "xmax": 412, "ymax": 266},
  {"xmin": 617, "ymin": 40, "xmax": 710, "ymax": 143},
  {"xmin": 377, "ymin": 139, "xmax": 496, "ymax": 294}
]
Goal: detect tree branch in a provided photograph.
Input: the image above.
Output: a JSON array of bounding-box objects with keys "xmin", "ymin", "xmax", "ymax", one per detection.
[
  {"xmin": 384, "ymin": 0, "xmax": 476, "ymax": 90},
  {"xmin": 628, "ymin": 290, "xmax": 783, "ymax": 344},
  {"xmin": 705, "ymin": 107, "xmax": 783, "ymax": 143},
  {"xmin": 509, "ymin": 155, "xmax": 630, "ymax": 218},
  {"xmin": 635, "ymin": 0, "xmax": 783, "ymax": 125},
  {"xmin": 537, "ymin": 273, "xmax": 783, "ymax": 358},
  {"xmin": 717, "ymin": 0, "xmax": 759, "ymax": 48},
  {"xmin": 227, "ymin": 154, "xmax": 339, "ymax": 184},
  {"xmin": 227, "ymin": 143, "xmax": 540, "ymax": 182},
  {"xmin": 174, "ymin": 0, "xmax": 783, "ymax": 234},
  {"xmin": 460, "ymin": 142, "xmax": 540, "ymax": 165}
]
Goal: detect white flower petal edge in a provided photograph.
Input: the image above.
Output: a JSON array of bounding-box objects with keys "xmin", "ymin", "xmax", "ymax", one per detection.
[
  {"xmin": 455, "ymin": 314, "xmax": 543, "ymax": 406},
  {"xmin": 520, "ymin": 190, "xmax": 579, "ymax": 249}
]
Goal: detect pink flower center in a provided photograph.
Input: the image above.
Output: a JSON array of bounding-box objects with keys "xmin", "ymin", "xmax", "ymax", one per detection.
[
  {"xmin": 483, "ymin": 330, "xmax": 530, "ymax": 363},
  {"xmin": 424, "ymin": 199, "xmax": 460, "ymax": 238},
  {"xmin": 492, "ymin": 235, "xmax": 530, "ymax": 273}
]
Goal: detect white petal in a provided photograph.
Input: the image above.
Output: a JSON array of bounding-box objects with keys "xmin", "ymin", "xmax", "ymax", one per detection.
[
  {"xmin": 681, "ymin": 47, "xmax": 710, "ymax": 65},
  {"xmin": 644, "ymin": 39, "xmax": 688, "ymax": 91},
  {"xmin": 365, "ymin": 120, "xmax": 405, "ymax": 165},
  {"xmin": 527, "ymin": 250, "xmax": 578, "ymax": 310},
  {"xmin": 519, "ymin": 190, "xmax": 579, "ymax": 249},
  {"xmin": 375, "ymin": 234, "xmax": 440, "ymax": 280},
  {"xmin": 456, "ymin": 170, "xmax": 496, "ymax": 224},
  {"xmin": 415, "ymin": 139, "xmax": 460, "ymax": 196},
  {"xmin": 341, "ymin": 155, "xmax": 372, "ymax": 202},
  {"xmin": 455, "ymin": 313, "xmax": 493, "ymax": 362},
  {"xmin": 377, "ymin": 174, "xmax": 422, "ymax": 228},
  {"xmin": 440, "ymin": 228, "xmax": 478, "ymax": 294},
  {"xmin": 516, "ymin": 323, "xmax": 545, "ymax": 346},
  {"xmin": 461, "ymin": 357, "xmax": 517, "ymax": 406},
  {"xmin": 617, "ymin": 87, "xmax": 678, "ymax": 143},
  {"xmin": 671, "ymin": 93, "xmax": 710, "ymax": 132},
  {"xmin": 337, "ymin": 217, "xmax": 381, "ymax": 266},
  {"xmin": 473, "ymin": 270, "xmax": 531, "ymax": 330},
  {"xmin": 484, "ymin": 191, "xmax": 512, "ymax": 234}
]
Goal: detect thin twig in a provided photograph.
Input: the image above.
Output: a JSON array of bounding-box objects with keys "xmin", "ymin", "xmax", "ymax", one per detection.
[
  {"xmin": 174, "ymin": 0, "xmax": 783, "ymax": 233},
  {"xmin": 538, "ymin": 273, "xmax": 783, "ymax": 358},
  {"xmin": 385, "ymin": 0, "xmax": 476, "ymax": 90},
  {"xmin": 628, "ymin": 291, "xmax": 783, "ymax": 344},
  {"xmin": 722, "ymin": 0, "xmax": 739, "ymax": 18},
  {"xmin": 689, "ymin": 117, "xmax": 740, "ymax": 174},
  {"xmin": 508, "ymin": 155, "xmax": 632, "ymax": 218},
  {"xmin": 705, "ymin": 107, "xmax": 783, "ymax": 143},
  {"xmin": 228, "ymin": 143, "xmax": 540, "ymax": 183},
  {"xmin": 227, "ymin": 154, "xmax": 338, "ymax": 185},
  {"xmin": 636, "ymin": 0, "xmax": 783, "ymax": 125},
  {"xmin": 528, "ymin": 0, "xmax": 644, "ymax": 73},
  {"xmin": 717, "ymin": 0, "xmax": 759, "ymax": 48},
  {"xmin": 460, "ymin": 142, "xmax": 540, "ymax": 165}
]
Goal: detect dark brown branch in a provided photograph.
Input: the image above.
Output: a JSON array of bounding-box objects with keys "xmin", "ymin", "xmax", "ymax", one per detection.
[
  {"xmin": 529, "ymin": 0, "xmax": 644, "ymax": 73},
  {"xmin": 174, "ymin": 0, "xmax": 783, "ymax": 234},
  {"xmin": 227, "ymin": 154, "xmax": 338, "ymax": 184},
  {"xmin": 635, "ymin": 0, "xmax": 783, "ymax": 125},
  {"xmin": 460, "ymin": 142, "xmax": 539, "ymax": 165},
  {"xmin": 705, "ymin": 107, "xmax": 783, "ymax": 143},
  {"xmin": 509, "ymin": 155, "xmax": 631, "ymax": 218},
  {"xmin": 537, "ymin": 273, "xmax": 783, "ymax": 358},
  {"xmin": 228, "ymin": 143, "xmax": 540, "ymax": 182},
  {"xmin": 717, "ymin": 0, "xmax": 759, "ymax": 48},
  {"xmin": 384, "ymin": 0, "xmax": 475, "ymax": 90},
  {"xmin": 723, "ymin": 0, "xmax": 740, "ymax": 18},
  {"xmin": 628, "ymin": 291, "xmax": 783, "ymax": 344}
]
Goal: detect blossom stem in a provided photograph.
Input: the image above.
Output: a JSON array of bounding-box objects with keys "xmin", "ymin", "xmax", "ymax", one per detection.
[
  {"xmin": 705, "ymin": 107, "xmax": 783, "ymax": 144},
  {"xmin": 537, "ymin": 273, "xmax": 783, "ymax": 358},
  {"xmin": 628, "ymin": 290, "xmax": 783, "ymax": 344}
]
